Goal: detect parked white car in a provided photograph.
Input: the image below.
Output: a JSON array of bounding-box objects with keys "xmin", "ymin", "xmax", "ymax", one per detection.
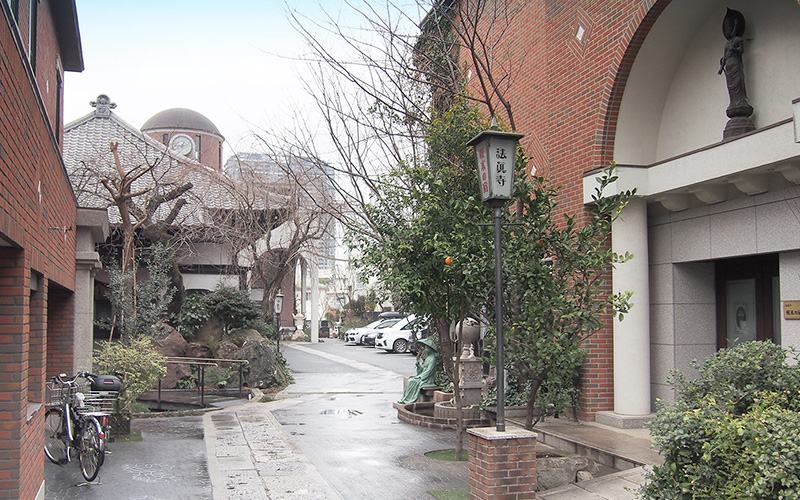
[
  {"xmin": 374, "ymin": 315, "xmax": 421, "ymax": 353},
  {"xmin": 345, "ymin": 318, "xmax": 402, "ymax": 345}
]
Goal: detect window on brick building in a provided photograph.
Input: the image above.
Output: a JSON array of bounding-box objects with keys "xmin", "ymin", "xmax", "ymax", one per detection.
[
  {"xmin": 28, "ymin": 0, "xmax": 37, "ymax": 72},
  {"xmin": 55, "ymin": 57, "xmax": 63, "ymax": 142},
  {"xmin": 4, "ymin": 0, "xmax": 19, "ymax": 23}
]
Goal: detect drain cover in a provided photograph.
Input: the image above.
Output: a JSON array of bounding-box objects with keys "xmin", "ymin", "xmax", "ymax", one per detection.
[{"xmin": 320, "ymin": 409, "xmax": 363, "ymax": 417}]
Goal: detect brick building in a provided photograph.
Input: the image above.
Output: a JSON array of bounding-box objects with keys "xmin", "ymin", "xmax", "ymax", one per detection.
[
  {"xmin": 141, "ymin": 107, "xmax": 226, "ymax": 171},
  {"xmin": 0, "ymin": 1, "xmax": 85, "ymax": 498},
  {"xmin": 458, "ymin": 0, "xmax": 800, "ymax": 426}
]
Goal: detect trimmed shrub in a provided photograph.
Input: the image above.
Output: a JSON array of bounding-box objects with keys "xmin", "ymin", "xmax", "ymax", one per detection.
[
  {"xmin": 93, "ymin": 335, "xmax": 167, "ymax": 412},
  {"xmin": 641, "ymin": 341, "xmax": 800, "ymax": 499},
  {"xmin": 177, "ymin": 292, "xmax": 210, "ymax": 341}
]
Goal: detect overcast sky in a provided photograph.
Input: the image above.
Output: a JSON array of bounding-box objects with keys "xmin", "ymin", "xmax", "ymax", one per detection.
[{"xmin": 64, "ymin": 0, "xmax": 349, "ymax": 160}]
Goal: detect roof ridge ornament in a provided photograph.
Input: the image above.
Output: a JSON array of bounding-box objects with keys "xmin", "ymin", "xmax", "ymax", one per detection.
[{"xmin": 90, "ymin": 94, "xmax": 117, "ymax": 117}]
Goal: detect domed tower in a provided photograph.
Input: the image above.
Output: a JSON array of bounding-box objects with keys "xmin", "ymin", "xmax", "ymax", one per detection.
[{"xmin": 141, "ymin": 108, "xmax": 224, "ymax": 170}]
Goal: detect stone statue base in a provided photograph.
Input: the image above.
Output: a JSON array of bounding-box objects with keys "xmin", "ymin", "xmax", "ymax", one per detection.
[
  {"xmin": 459, "ymin": 357, "xmax": 484, "ymax": 407},
  {"xmin": 724, "ymin": 115, "xmax": 755, "ymax": 139}
]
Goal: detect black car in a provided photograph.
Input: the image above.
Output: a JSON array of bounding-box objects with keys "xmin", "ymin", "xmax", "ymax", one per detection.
[
  {"xmin": 320, "ymin": 320, "xmax": 330, "ymax": 338},
  {"xmin": 363, "ymin": 330, "xmax": 380, "ymax": 346}
]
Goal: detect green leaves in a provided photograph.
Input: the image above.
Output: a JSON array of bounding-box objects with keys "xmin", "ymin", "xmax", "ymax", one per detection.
[
  {"xmin": 491, "ymin": 166, "xmax": 632, "ymax": 427},
  {"xmin": 354, "ymin": 100, "xmax": 490, "ymax": 322},
  {"xmin": 97, "ymin": 243, "xmax": 176, "ymax": 340},
  {"xmin": 352, "ymin": 95, "xmax": 633, "ymax": 430},
  {"xmin": 204, "ymin": 286, "xmax": 262, "ymax": 333},
  {"xmin": 641, "ymin": 342, "xmax": 800, "ymax": 499},
  {"xmin": 93, "ymin": 335, "xmax": 167, "ymax": 413}
]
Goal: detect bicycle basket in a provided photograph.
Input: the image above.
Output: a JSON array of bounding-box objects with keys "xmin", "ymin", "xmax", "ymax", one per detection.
[
  {"xmin": 45, "ymin": 381, "xmax": 78, "ymax": 406},
  {"xmin": 75, "ymin": 391, "xmax": 119, "ymax": 416}
]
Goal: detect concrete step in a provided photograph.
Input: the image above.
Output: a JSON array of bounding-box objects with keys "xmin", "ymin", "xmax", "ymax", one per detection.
[{"xmin": 532, "ymin": 419, "xmax": 663, "ymax": 471}]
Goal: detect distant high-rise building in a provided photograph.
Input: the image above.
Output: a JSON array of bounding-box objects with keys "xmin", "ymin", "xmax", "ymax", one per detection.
[{"xmin": 224, "ymin": 153, "xmax": 337, "ymax": 272}]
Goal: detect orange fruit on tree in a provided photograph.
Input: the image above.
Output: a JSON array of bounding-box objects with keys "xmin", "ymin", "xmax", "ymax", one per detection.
[{"xmin": 445, "ymin": 256, "xmax": 453, "ymax": 265}]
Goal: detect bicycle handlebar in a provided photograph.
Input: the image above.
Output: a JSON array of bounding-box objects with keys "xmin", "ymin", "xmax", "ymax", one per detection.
[{"xmin": 52, "ymin": 371, "xmax": 98, "ymax": 386}]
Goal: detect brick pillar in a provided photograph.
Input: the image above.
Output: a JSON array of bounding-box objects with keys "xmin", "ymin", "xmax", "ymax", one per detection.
[{"xmin": 468, "ymin": 426, "xmax": 537, "ymax": 500}]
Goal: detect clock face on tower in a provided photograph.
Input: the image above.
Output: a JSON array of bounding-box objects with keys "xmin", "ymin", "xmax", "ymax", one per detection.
[{"xmin": 169, "ymin": 134, "xmax": 195, "ymax": 156}]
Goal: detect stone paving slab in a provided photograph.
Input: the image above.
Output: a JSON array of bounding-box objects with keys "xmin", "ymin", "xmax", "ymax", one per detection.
[
  {"xmin": 537, "ymin": 466, "xmax": 650, "ymax": 500},
  {"xmin": 205, "ymin": 396, "xmax": 345, "ymax": 500}
]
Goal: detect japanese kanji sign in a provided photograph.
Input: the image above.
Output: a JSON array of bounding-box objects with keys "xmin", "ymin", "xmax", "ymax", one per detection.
[{"xmin": 468, "ymin": 128, "xmax": 523, "ymax": 203}]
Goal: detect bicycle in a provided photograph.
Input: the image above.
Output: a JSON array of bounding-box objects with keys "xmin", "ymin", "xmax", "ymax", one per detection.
[{"xmin": 43, "ymin": 371, "xmax": 120, "ymax": 481}]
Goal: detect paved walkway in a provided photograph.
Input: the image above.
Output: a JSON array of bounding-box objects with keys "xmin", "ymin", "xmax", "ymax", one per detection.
[
  {"xmin": 205, "ymin": 395, "xmax": 344, "ymax": 500},
  {"xmin": 203, "ymin": 342, "xmax": 661, "ymax": 499}
]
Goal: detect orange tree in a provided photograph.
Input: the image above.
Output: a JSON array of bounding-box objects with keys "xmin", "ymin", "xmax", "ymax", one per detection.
[
  {"xmin": 492, "ymin": 166, "xmax": 634, "ymax": 429},
  {"xmin": 355, "ymin": 100, "xmax": 492, "ymax": 458},
  {"xmin": 357, "ymin": 100, "xmax": 634, "ymax": 445}
]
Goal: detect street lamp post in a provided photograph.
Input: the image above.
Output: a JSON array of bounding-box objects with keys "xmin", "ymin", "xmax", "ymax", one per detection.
[
  {"xmin": 274, "ymin": 291, "xmax": 284, "ymax": 353},
  {"xmin": 468, "ymin": 118, "xmax": 524, "ymax": 432}
]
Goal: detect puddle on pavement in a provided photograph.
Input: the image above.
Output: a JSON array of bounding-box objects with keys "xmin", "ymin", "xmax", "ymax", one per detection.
[{"xmin": 320, "ymin": 409, "xmax": 363, "ymax": 417}]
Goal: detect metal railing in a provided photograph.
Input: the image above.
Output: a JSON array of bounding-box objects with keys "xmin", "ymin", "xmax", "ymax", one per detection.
[{"xmin": 158, "ymin": 357, "xmax": 250, "ymax": 408}]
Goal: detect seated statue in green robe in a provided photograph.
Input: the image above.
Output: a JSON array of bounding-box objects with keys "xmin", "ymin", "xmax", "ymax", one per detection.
[{"xmin": 398, "ymin": 337, "xmax": 438, "ymax": 404}]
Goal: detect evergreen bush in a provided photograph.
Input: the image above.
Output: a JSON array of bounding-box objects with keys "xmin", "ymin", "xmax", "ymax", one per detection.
[
  {"xmin": 93, "ymin": 335, "xmax": 167, "ymax": 413},
  {"xmin": 177, "ymin": 292, "xmax": 210, "ymax": 341},
  {"xmin": 641, "ymin": 341, "xmax": 800, "ymax": 499}
]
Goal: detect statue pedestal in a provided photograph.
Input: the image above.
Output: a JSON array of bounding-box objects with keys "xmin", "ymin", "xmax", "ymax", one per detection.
[
  {"xmin": 459, "ymin": 356, "xmax": 483, "ymax": 407},
  {"xmin": 293, "ymin": 313, "xmax": 305, "ymax": 332},
  {"xmin": 724, "ymin": 115, "xmax": 755, "ymax": 138},
  {"xmin": 468, "ymin": 426, "xmax": 537, "ymax": 499}
]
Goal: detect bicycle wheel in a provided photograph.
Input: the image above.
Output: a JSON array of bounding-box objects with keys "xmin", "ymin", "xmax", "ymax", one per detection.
[
  {"xmin": 43, "ymin": 408, "xmax": 67, "ymax": 464},
  {"xmin": 79, "ymin": 417, "xmax": 105, "ymax": 481}
]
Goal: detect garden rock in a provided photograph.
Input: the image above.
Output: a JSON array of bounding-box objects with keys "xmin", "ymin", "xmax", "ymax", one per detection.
[
  {"xmin": 151, "ymin": 321, "xmax": 180, "ymax": 342},
  {"xmin": 233, "ymin": 339, "xmax": 280, "ymax": 388},
  {"xmin": 537, "ymin": 454, "xmax": 597, "ymax": 491},
  {"xmin": 152, "ymin": 325, "xmax": 191, "ymax": 388},
  {"xmin": 184, "ymin": 342, "xmax": 213, "ymax": 359},
  {"xmin": 224, "ymin": 327, "xmax": 263, "ymax": 346},
  {"xmin": 215, "ymin": 341, "xmax": 239, "ymax": 367},
  {"xmin": 152, "ymin": 325, "xmax": 188, "ymax": 356}
]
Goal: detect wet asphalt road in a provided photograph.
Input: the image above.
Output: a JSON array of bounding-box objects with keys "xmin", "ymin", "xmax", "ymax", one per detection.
[
  {"xmin": 45, "ymin": 416, "xmax": 211, "ymax": 500},
  {"xmin": 276, "ymin": 340, "xmax": 469, "ymax": 500}
]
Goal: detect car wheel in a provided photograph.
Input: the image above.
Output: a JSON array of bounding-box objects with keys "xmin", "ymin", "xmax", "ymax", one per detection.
[{"xmin": 393, "ymin": 338, "xmax": 408, "ymax": 353}]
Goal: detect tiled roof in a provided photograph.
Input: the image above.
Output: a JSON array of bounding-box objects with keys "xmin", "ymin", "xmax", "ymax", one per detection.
[{"xmin": 63, "ymin": 104, "xmax": 279, "ymax": 228}]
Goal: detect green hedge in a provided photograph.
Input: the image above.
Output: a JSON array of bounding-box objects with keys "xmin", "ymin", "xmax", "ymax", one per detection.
[{"xmin": 641, "ymin": 341, "xmax": 800, "ymax": 499}]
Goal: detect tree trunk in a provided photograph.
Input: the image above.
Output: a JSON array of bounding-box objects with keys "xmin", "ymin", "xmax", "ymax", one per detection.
[
  {"xmin": 435, "ymin": 316, "xmax": 466, "ymax": 459},
  {"xmin": 525, "ymin": 377, "xmax": 544, "ymax": 430}
]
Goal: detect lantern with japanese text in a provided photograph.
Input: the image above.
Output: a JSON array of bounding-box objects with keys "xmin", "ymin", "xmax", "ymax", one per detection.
[{"xmin": 467, "ymin": 119, "xmax": 523, "ymax": 204}]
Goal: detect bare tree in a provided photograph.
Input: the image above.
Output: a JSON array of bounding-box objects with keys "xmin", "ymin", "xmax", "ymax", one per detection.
[
  {"xmin": 68, "ymin": 129, "xmax": 202, "ymax": 339},
  {"xmin": 267, "ymin": 0, "xmax": 529, "ymax": 456},
  {"xmin": 101, "ymin": 142, "xmax": 193, "ymax": 274},
  {"xmin": 207, "ymin": 152, "xmax": 337, "ymax": 320}
]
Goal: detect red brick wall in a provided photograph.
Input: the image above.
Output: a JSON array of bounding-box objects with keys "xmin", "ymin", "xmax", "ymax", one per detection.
[
  {"xmin": 461, "ymin": 0, "xmax": 671, "ymax": 419},
  {"xmin": 46, "ymin": 286, "xmax": 75, "ymax": 377},
  {"xmin": 0, "ymin": 7, "xmax": 76, "ymax": 288},
  {"xmin": 0, "ymin": 2, "xmax": 78, "ymax": 497},
  {"xmin": 0, "ymin": 248, "xmax": 31, "ymax": 499}
]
